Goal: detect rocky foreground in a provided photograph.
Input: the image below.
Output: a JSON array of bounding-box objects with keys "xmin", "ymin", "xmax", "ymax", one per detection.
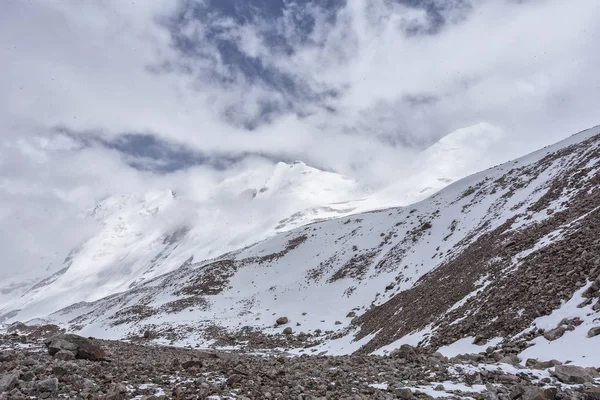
[{"xmin": 0, "ymin": 325, "xmax": 599, "ymax": 399}]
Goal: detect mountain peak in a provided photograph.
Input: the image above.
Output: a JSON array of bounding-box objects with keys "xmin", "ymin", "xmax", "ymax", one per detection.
[{"xmin": 19, "ymin": 125, "xmax": 599, "ymax": 368}]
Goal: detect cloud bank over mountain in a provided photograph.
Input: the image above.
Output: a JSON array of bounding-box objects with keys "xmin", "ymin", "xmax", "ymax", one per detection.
[{"xmin": 1, "ymin": 0, "xmax": 599, "ymax": 278}]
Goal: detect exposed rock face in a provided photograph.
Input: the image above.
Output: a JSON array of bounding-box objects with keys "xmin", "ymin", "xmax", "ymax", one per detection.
[{"xmin": 44, "ymin": 334, "xmax": 106, "ymax": 361}]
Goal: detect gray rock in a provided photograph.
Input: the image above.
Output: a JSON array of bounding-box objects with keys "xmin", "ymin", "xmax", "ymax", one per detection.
[
  {"xmin": 283, "ymin": 327, "xmax": 293, "ymax": 335},
  {"xmin": 45, "ymin": 334, "xmax": 106, "ymax": 361},
  {"xmin": 485, "ymin": 392, "xmax": 500, "ymax": 400},
  {"xmin": 37, "ymin": 378, "xmax": 58, "ymax": 394},
  {"xmin": 54, "ymin": 349, "xmax": 75, "ymax": 361},
  {"xmin": 46, "ymin": 338, "xmax": 78, "ymax": 354},
  {"xmin": 82, "ymin": 378, "xmax": 97, "ymax": 392},
  {"xmin": 390, "ymin": 344, "xmax": 417, "ymax": 360},
  {"xmin": 542, "ymin": 326, "xmax": 567, "ymax": 341},
  {"xmin": 394, "ymin": 388, "xmax": 414, "ymax": 400},
  {"xmin": 0, "ymin": 372, "xmax": 19, "ymax": 393},
  {"xmin": 553, "ymin": 365, "xmax": 599, "ymax": 384},
  {"xmin": 525, "ymin": 359, "xmax": 561, "ymax": 369},
  {"xmin": 517, "ymin": 386, "xmax": 557, "ymax": 400},
  {"xmin": 587, "ymin": 326, "xmax": 600, "ymax": 338},
  {"xmin": 509, "ymin": 385, "xmax": 525, "ymax": 400},
  {"xmin": 498, "ymin": 355, "xmax": 521, "ymax": 366}
]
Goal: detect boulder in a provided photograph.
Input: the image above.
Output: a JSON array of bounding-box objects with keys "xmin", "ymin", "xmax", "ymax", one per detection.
[
  {"xmin": 226, "ymin": 374, "xmax": 243, "ymax": 386},
  {"xmin": 543, "ymin": 326, "xmax": 567, "ymax": 341},
  {"xmin": 390, "ymin": 344, "xmax": 417, "ymax": 360},
  {"xmin": 583, "ymin": 387, "xmax": 600, "ymax": 400},
  {"xmin": 181, "ymin": 360, "xmax": 203, "ymax": 369},
  {"xmin": 276, "ymin": 317, "xmax": 289, "ymax": 325},
  {"xmin": 552, "ymin": 365, "xmax": 599, "ymax": 384},
  {"xmin": 473, "ymin": 335, "xmax": 487, "ymax": 345},
  {"xmin": 46, "ymin": 338, "xmax": 78, "ymax": 355},
  {"xmin": 509, "ymin": 385, "xmax": 557, "ymax": 400},
  {"xmin": 524, "ymin": 387, "xmax": 557, "ymax": 400},
  {"xmin": 54, "ymin": 349, "xmax": 75, "ymax": 361},
  {"xmin": 587, "ymin": 326, "xmax": 600, "ymax": 338},
  {"xmin": 45, "ymin": 334, "xmax": 106, "ymax": 361},
  {"xmin": 498, "ymin": 355, "xmax": 521, "ymax": 366},
  {"xmin": 525, "ymin": 359, "xmax": 561, "ymax": 369},
  {"xmin": 394, "ymin": 388, "xmax": 414, "ymax": 400},
  {"xmin": 283, "ymin": 327, "xmax": 293, "ymax": 335},
  {"xmin": 346, "ymin": 312, "xmax": 356, "ymax": 318},
  {"xmin": 37, "ymin": 377, "xmax": 58, "ymax": 394},
  {"xmin": 0, "ymin": 372, "xmax": 19, "ymax": 393}
]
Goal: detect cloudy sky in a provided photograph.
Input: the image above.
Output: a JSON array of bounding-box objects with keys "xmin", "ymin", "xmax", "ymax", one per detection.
[{"xmin": 1, "ymin": 0, "xmax": 599, "ymax": 279}]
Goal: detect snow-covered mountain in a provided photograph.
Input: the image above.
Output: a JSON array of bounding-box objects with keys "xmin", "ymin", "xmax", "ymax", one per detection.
[
  {"xmin": 0, "ymin": 123, "xmax": 507, "ymax": 324},
  {"xmin": 19, "ymin": 125, "xmax": 599, "ymax": 366},
  {"xmin": 0, "ymin": 161, "xmax": 368, "ymax": 322}
]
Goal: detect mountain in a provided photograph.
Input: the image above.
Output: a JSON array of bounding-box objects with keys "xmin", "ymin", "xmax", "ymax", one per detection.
[
  {"xmin": 0, "ymin": 161, "xmax": 369, "ymax": 323},
  {"xmin": 0, "ymin": 123, "xmax": 506, "ymax": 325},
  {"xmin": 21, "ymin": 125, "xmax": 599, "ymax": 366}
]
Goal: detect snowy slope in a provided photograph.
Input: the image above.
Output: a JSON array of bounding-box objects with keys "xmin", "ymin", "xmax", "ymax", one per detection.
[
  {"xmin": 301, "ymin": 122, "xmax": 509, "ymax": 216},
  {"xmin": 33, "ymin": 125, "xmax": 600, "ymax": 366},
  {"xmin": 0, "ymin": 123, "xmax": 508, "ymax": 324},
  {"xmin": 0, "ymin": 162, "xmax": 368, "ymax": 323}
]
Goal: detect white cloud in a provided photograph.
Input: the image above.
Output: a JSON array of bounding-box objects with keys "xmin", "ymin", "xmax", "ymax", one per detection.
[{"xmin": 0, "ymin": 0, "xmax": 599, "ymax": 280}]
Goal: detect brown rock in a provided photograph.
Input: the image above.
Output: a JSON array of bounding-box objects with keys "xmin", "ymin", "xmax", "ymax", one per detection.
[
  {"xmin": 181, "ymin": 360, "xmax": 202, "ymax": 369},
  {"xmin": 226, "ymin": 374, "xmax": 243, "ymax": 386},
  {"xmin": 473, "ymin": 335, "xmax": 487, "ymax": 345},
  {"xmin": 583, "ymin": 387, "xmax": 600, "ymax": 400}
]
